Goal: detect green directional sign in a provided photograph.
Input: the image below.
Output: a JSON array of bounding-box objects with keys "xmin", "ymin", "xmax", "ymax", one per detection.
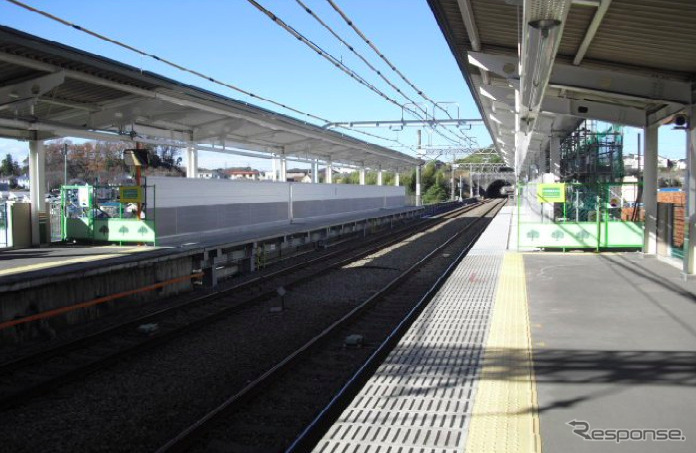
[
  {"xmin": 119, "ymin": 185, "xmax": 143, "ymax": 203},
  {"xmin": 537, "ymin": 183, "xmax": 566, "ymax": 203}
]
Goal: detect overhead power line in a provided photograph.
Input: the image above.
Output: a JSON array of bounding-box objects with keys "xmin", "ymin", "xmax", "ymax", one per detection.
[
  {"xmin": 296, "ymin": 0, "xmax": 475, "ymax": 147},
  {"xmin": 3, "ymin": 0, "xmax": 415, "ymax": 151},
  {"xmin": 294, "ymin": 0, "xmax": 428, "ymax": 118},
  {"xmin": 246, "ymin": 0, "xmax": 465, "ymax": 147},
  {"xmin": 324, "ymin": 0, "xmax": 473, "ymax": 133}
]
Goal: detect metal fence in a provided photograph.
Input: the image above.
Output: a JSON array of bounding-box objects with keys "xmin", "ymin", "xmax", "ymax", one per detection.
[
  {"xmin": 517, "ymin": 182, "xmax": 643, "ymax": 250},
  {"xmin": 49, "ymin": 201, "xmax": 62, "ymax": 242},
  {"xmin": 61, "ymin": 184, "xmax": 156, "ymax": 245},
  {"xmin": 0, "ymin": 202, "xmax": 7, "ymax": 248}
]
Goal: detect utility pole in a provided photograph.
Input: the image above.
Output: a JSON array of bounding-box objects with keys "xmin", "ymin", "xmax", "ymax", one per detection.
[
  {"xmin": 450, "ymin": 156, "xmax": 455, "ymax": 201},
  {"xmin": 416, "ymin": 130, "xmax": 422, "ymax": 206},
  {"xmin": 459, "ymin": 173, "xmax": 463, "ymax": 201},
  {"xmin": 469, "ymin": 163, "xmax": 473, "ymax": 198},
  {"xmin": 61, "ymin": 143, "xmax": 68, "ymax": 186}
]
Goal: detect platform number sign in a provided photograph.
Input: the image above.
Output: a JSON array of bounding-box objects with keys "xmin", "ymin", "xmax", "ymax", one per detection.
[{"xmin": 537, "ymin": 183, "xmax": 566, "ymax": 203}]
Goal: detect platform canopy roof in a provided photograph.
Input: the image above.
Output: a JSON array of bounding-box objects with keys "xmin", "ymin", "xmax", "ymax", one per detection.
[
  {"xmin": 428, "ymin": 0, "xmax": 696, "ymax": 172},
  {"xmin": 0, "ymin": 26, "xmax": 421, "ymax": 171}
]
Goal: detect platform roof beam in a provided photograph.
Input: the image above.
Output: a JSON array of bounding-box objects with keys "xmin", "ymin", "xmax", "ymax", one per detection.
[{"xmin": 0, "ymin": 26, "xmax": 420, "ymax": 175}]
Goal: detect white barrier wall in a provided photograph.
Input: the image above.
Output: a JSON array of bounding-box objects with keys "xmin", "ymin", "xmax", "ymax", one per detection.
[
  {"xmin": 149, "ymin": 177, "xmax": 289, "ymax": 208},
  {"xmin": 147, "ymin": 177, "xmax": 405, "ymax": 238}
]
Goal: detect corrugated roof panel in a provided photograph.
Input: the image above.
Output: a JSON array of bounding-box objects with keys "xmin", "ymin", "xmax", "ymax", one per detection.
[
  {"xmin": 0, "ymin": 42, "xmax": 161, "ymax": 91},
  {"xmin": 557, "ymin": 5, "xmax": 595, "ymax": 58},
  {"xmin": 584, "ymin": 0, "xmax": 696, "ymax": 73},
  {"xmin": 54, "ymin": 78, "xmax": 128, "ymax": 104},
  {"xmin": 471, "ymin": 1, "xmax": 519, "ymax": 52},
  {"xmin": 440, "ymin": 0, "xmax": 471, "ymax": 49}
]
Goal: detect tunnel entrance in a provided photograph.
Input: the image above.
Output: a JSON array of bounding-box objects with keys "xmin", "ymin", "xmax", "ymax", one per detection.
[{"xmin": 486, "ymin": 179, "xmax": 512, "ymax": 198}]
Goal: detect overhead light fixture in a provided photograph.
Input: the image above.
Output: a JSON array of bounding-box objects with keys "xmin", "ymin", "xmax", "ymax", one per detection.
[{"xmin": 521, "ymin": 19, "xmax": 562, "ymax": 113}]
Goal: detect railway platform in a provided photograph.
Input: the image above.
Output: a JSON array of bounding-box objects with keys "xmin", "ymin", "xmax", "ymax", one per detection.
[
  {"xmin": 0, "ymin": 205, "xmax": 426, "ymax": 343},
  {"xmin": 314, "ymin": 205, "xmax": 696, "ymax": 452},
  {"xmin": 0, "ymin": 205, "xmax": 424, "ymax": 283}
]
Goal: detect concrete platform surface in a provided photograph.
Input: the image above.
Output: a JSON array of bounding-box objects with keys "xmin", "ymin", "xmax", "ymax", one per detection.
[
  {"xmin": 525, "ymin": 252, "xmax": 696, "ymax": 452},
  {"xmin": 313, "ymin": 202, "xmax": 696, "ymax": 452},
  {"xmin": 0, "ymin": 206, "xmax": 420, "ymax": 285}
]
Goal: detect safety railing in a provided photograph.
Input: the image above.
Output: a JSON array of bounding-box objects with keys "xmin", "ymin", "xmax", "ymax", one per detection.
[
  {"xmin": 0, "ymin": 202, "xmax": 7, "ymax": 248},
  {"xmin": 517, "ymin": 182, "xmax": 643, "ymax": 250},
  {"xmin": 61, "ymin": 184, "xmax": 156, "ymax": 245}
]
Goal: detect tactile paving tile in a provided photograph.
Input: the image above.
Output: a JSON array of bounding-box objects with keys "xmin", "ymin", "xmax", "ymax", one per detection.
[{"xmin": 313, "ymin": 206, "xmax": 515, "ymax": 453}]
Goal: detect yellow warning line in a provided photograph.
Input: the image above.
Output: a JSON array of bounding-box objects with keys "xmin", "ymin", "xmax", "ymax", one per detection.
[
  {"xmin": 0, "ymin": 247, "xmax": 150, "ymax": 277},
  {"xmin": 466, "ymin": 252, "xmax": 540, "ymax": 453}
]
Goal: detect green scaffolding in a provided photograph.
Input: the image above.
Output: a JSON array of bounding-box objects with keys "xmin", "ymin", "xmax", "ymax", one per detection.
[{"xmin": 560, "ymin": 121, "xmax": 624, "ymax": 184}]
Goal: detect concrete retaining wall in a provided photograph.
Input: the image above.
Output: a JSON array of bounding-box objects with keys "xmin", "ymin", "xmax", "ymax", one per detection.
[{"xmin": 0, "ymin": 253, "xmax": 195, "ymax": 344}]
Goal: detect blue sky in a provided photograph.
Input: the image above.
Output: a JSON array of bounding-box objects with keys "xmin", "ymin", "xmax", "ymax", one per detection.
[{"xmin": 0, "ymin": 0, "xmax": 688, "ymax": 170}]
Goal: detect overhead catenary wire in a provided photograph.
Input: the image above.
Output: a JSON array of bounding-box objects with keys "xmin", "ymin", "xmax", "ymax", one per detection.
[
  {"xmin": 2, "ymin": 0, "xmax": 415, "ymax": 152},
  {"xmin": 246, "ymin": 0, "xmax": 464, "ymax": 148},
  {"xmin": 326, "ymin": 0, "xmax": 452, "ymax": 121},
  {"xmin": 294, "ymin": 0, "xmax": 478, "ymax": 150},
  {"xmin": 325, "ymin": 0, "xmax": 477, "ymax": 147},
  {"xmin": 294, "ymin": 0, "xmax": 429, "ymax": 118},
  {"xmin": 296, "ymin": 0, "xmax": 475, "ymax": 148}
]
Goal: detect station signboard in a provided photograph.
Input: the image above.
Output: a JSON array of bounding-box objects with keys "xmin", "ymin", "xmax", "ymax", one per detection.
[
  {"xmin": 537, "ymin": 183, "xmax": 566, "ymax": 203},
  {"xmin": 119, "ymin": 186, "xmax": 143, "ymax": 203}
]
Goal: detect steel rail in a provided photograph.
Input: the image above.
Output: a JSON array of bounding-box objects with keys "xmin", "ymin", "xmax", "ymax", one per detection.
[
  {"xmin": 156, "ymin": 200, "xmax": 503, "ymax": 452},
  {"xmin": 0, "ymin": 202, "xmax": 485, "ymax": 408}
]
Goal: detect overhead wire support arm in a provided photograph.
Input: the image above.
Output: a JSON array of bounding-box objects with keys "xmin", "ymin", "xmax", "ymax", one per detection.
[
  {"xmin": 323, "ymin": 0, "xmax": 476, "ymax": 145},
  {"xmin": 247, "ymin": 0, "xmax": 467, "ymax": 147},
  {"xmin": 323, "ymin": 118, "xmax": 483, "ymax": 129},
  {"xmin": 325, "ymin": 0, "xmax": 462, "ymax": 123}
]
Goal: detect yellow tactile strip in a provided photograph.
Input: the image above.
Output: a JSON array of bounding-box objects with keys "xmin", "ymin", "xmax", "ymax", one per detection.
[
  {"xmin": 0, "ymin": 246, "xmax": 150, "ymax": 277},
  {"xmin": 465, "ymin": 252, "xmax": 540, "ymax": 453}
]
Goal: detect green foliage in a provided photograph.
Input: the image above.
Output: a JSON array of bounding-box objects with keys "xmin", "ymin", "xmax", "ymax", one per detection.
[
  {"xmin": 422, "ymin": 181, "xmax": 448, "ymax": 204},
  {"xmin": 0, "ymin": 154, "xmax": 20, "ymax": 176}
]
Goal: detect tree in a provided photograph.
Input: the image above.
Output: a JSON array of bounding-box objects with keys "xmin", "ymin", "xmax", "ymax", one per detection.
[
  {"xmin": 0, "ymin": 154, "xmax": 19, "ymax": 176},
  {"xmin": 148, "ymin": 146, "xmax": 184, "ymax": 174},
  {"xmin": 422, "ymin": 182, "xmax": 448, "ymax": 204}
]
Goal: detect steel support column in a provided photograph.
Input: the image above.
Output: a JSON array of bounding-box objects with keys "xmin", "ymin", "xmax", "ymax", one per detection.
[
  {"xmin": 469, "ymin": 164, "xmax": 474, "ymax": 198},
  {"xmin": 684, "ymin": 102, "xmax": 696, "ymax": 274},
  {"xmin": 359, "ymin": 167, "xmax": 366, "ymax": 185},
  {"xmin": 377, "ymin": 167, "xmax": 383, "ymax": 186},
  {"xmin": 325, "ymin": 161, "xmax": 333, "ymax": 184},
  {"xmin": 415, "ymin": 165, "xmax": 421, "ymax": 206},
  {"xmin": 186, "ymin": 146, "xmax": 198, "ymax": 178},
  {"xmin": 29, "ymin": 140, "xmax": 46, "ymax": 246},
  {"xmin": 279, "ymin": 155, "xmax": 287, "ymax": 182},
  {"xmin": 394, "ymin": 171, "xmax": 400, "ymax": 186},
  {"xmin": 312, "ymin": 159, "xmax": 319, "ymax": 183},
  {"xmin": 643, "ymin": 124, "xmax": 658, "ymax": 255},
  {"xmin": 271, "ymin": 155, "xmax": 278, "ymax": 182},
  {"xmin": 550, "ymin": 136, "xmax": 561, "ymax": 176}
]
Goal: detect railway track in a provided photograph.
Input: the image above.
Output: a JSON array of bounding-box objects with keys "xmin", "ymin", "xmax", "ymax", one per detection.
[
  {"xmin": 0, "ymin": 201, "xmax": 487, "ymax": 410},
  {"xmin": 157, "ymin": 199, "xmax": 505, "ymax": 452}
]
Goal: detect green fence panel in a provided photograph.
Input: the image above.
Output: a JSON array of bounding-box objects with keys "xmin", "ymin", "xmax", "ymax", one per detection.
[
  {"xmin": 520, "ymin": 222, "xmax": 598, "ymax": 248},
  {"xmin": 518, "ymin": 181, "xmax": 644, "ymax": 250},
  {"xmin": 93, "ymin": 219, "xmax": 156, "ymax": 243},
  {"xmin": 601, "ymin": 221, "xmax": 644, "ymax": 248}
]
